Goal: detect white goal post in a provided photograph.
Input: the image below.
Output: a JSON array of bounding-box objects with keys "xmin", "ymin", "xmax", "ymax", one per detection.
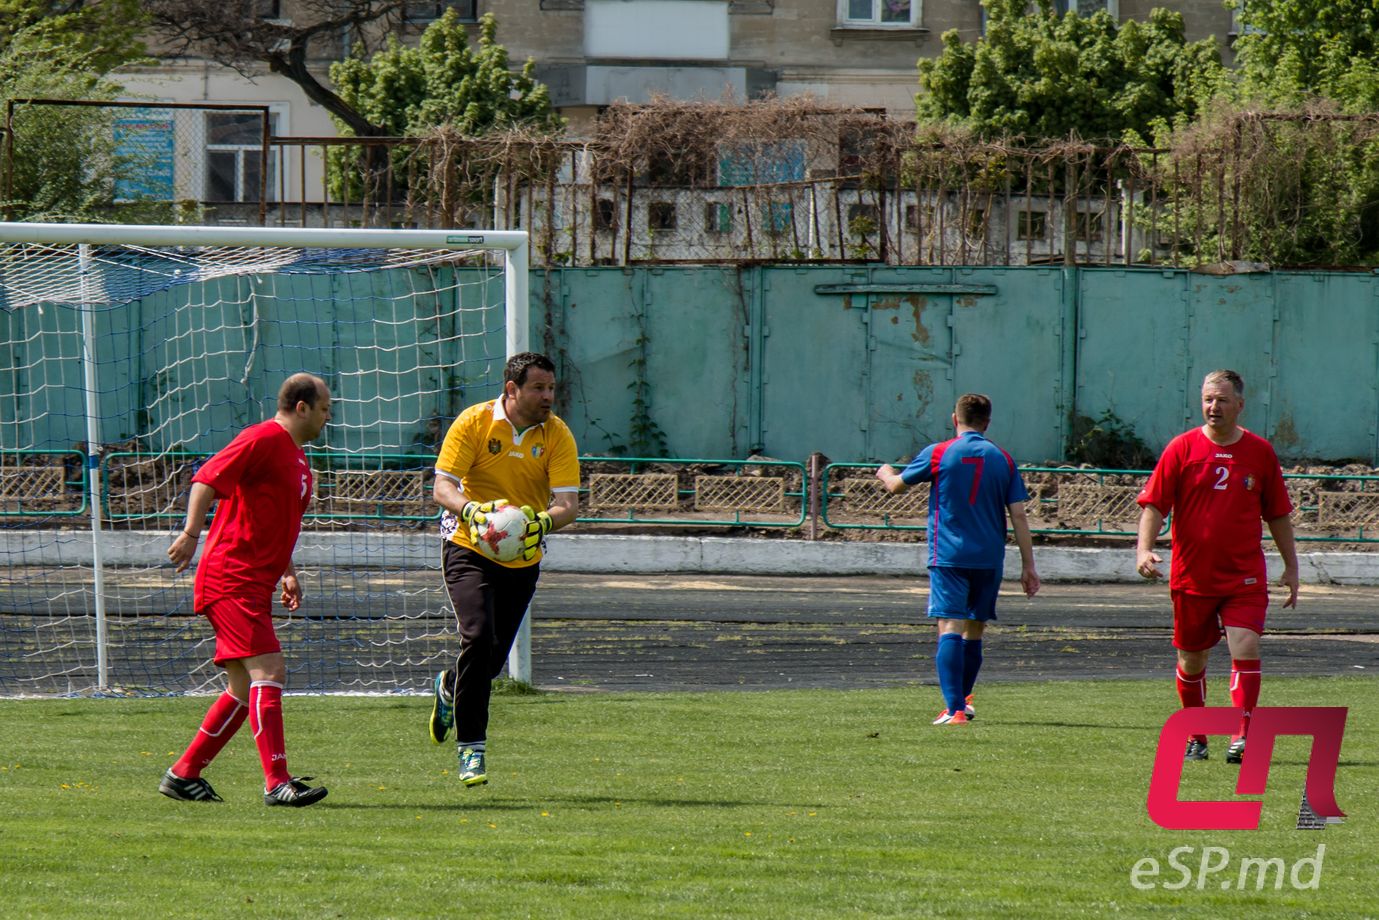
[{"xmin": 0, "ymin": 221, "xmax": 536, "ymax": 695}]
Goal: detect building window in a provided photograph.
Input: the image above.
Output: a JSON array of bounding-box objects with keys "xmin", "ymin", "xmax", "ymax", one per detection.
[
  {"xmin": 404, "ymin": 1, "xmax": 478, "ymax": 22},
  {"xmin": 1053, "ymin": 0, "xmax": 1118, "ymax": 18},
  {"xmin": 839, "ymin": 0, "xmax": 918, "ymax": 27},
  {"xmin": 904, "ymin": 204, "xmax": 936, "ymax": 231},
  {"xmin": 1229, "ymin": 8, "xmax": 1263, "ymax": 36},
  {"xmin": 763, "ymin": 201, "xmax": 793, "ymax": 235},
  {"xmin": 847, "ymin": 203, "xmax": 879, "ymax": 225},
  {"xmin": 1074, "ymin": 210, "xmax": 1104, "ymax": 242},
  {"xmin": 205, "ymin": 112, "xmax": 278, "ymax": 203},
  {"xmin": 648, "ymin": 201, "xmax": 677, "ymax": 231},
  {"xmin": 594, "ymin": 198, "xmax": 618, "ymax": 232},
  {"xmin": 718, "ymin": 141, "xmax": 806, "ymax": 186},
  {"xmin": 1018, "ymin": 210, "xmax": 1047, "ymax": 241},
  {"xmin": 705, "ymin": 203, "xmax": 733, "ymax": 233}
]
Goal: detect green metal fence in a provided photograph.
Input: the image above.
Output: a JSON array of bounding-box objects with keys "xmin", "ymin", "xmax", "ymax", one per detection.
[
  {"xmin": 101, "ymin": 450, "xmax": 441, "ymax": 525},
  {"xmin": 6, "ymin": 450, "xmax": 1379, "ymax": 543},
  {"xmin": 820, "ymin": 462, "xmax": 1379, "ymax": 544}
]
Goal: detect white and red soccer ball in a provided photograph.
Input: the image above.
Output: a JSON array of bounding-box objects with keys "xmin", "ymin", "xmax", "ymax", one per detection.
[{"xmin": 469, "ymin": 502, "xmax": 528, "ymax": 563}]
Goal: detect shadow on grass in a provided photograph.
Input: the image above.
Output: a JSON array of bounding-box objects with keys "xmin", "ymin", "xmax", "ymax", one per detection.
[
  {"xmin": 324, "ymin": 793, "xmax": 815, "ymax": 812},
  {"xmin": 986, "ymin": 719, "xmax": 1159, "ymax": 731}
]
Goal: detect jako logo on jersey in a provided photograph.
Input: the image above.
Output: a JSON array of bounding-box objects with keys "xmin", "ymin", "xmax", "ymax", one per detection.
[
  {"xmin": 1147, "ymin": 707, "xmax": 1347, "ymax": 830},
  {"xmin": 487, "ymin": 439, "xmax": 502, "ymax": 454}
]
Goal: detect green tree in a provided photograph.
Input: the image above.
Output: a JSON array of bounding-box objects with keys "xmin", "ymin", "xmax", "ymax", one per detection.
[
  {"xmin": 329, "ymin": 10, "xmax": 558, "ymax": 138},
  {"xmin": 1, "ymin": 3, "xmax": 150, "ymax": 221},
  {"xmin": 0, "ymin": 0, "xmax": 148, "ymax": 73},
  {"xmin": 1231, "ymin": 0, "xmax": 1379, "ymax": 110},
  {"xmin": 325, "ymin": 10, "xmax": 559, "ymax": 204},
  {"xmin": 917, "ymin": 0, "xmax": 1225, "ymax": 141}
]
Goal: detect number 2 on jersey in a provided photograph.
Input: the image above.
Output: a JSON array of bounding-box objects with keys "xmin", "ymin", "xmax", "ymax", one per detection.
[
  {"xmin": 961, "ymin": 456, "xmax": 985, "ymax": 505},
  {"xmin": 1213, "ymin": 465, "xmax": 1229, "ymax": 491}
]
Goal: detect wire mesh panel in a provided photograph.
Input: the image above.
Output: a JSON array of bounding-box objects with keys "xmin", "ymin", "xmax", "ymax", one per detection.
[
  {"xmin": 325, "ymin": 469, "xmax": 432, "ymax": 521},
  {"xmin": 1051, "ymin": 485, "xmax": 1144, "ymax": 531},
  {"xmin": 586, "ymin": 473, "xmax": 679, "ymax": 511},
  {"xmin": 578, "ymin": 459, "xmax": 807, "ymax": 526},
  {"xmin": 1317, "ymin": 492, "xmax": 1379, "ymax": 528},
  {"xmin": 693, "ymin": 475, "xmax": 785, "ymax": 513},
  {"xmin": 0, "ymin": 462, "xmax": 75, "ymax": 515},
  {"xmin": 827, "ymin": 476, "xmax": 930, "ymax": 529}
]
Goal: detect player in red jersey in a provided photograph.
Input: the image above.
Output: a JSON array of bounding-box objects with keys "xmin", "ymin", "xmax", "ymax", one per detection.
[
  {"xmin": 159, "ymin": 373, "xmax": 333, "ymax": 807},
  {"xmin": 1136, "ymin": 370, "xmax": 1299, "ymax": 765}
]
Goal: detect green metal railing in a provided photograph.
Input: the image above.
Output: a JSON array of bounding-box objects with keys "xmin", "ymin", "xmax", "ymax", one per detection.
[
  {"xmin": 101, "ymin": 451, "xmax": 442, "ymax": 524},
  {"xmin": 821, "ymin": 462, "xmax": 1379, "ymax": 543},
  {"xmin": 7, "ymin": 451, "xmax": 1379, "ymax": 542},
  {"xmin": 821, "ymin": 462, "xmax": 1157, "ymax": 536},
  {"xmin": 0, "ymin": 450, "xmax": 87, "ymax": 517}
]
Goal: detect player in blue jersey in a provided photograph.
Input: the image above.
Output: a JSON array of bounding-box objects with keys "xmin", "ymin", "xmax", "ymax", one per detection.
[{"xmin": 876, "ymin": 393, "xmax": 1040, "ymax": 725}]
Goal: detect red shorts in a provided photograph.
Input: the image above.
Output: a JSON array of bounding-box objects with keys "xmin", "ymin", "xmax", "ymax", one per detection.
[
  {"xmin": 201, "ymin": 596, "xmax": 281, "ymax": 665},
  {"xmin": 1171, "ymin": 589, "xmax": 1268, "ymax": 652}
]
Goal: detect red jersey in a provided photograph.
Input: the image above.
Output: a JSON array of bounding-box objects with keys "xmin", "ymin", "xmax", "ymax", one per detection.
[
  {"xmin": 192, "ymin": 419, "xmax": 313, "ymax": 610},
  {"xmin": 1137, "ymin": 427, "xmax": 1292, "ymax": 596}
]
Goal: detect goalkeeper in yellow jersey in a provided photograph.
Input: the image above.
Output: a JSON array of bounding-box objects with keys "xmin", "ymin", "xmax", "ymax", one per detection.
[{"xmin": 428, "ymin": 352, "xmax": 581, "ymax": 787}]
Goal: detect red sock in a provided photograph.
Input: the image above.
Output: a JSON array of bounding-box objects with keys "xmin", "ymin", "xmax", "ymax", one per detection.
[
  {"xmin": 172, "ymin": 691, "xmax": 247, "ymax": 778},
  {"xmin": 1176, "ymin": 665, "xmax": 1208, "ymax": 744},
  {"xmin": 249, "ymin": 680, "xmax": 292, "ymax": 790},
  {"xmin": 1230, "ymin": 658, "xmax": 1262, "ymax": 740}
]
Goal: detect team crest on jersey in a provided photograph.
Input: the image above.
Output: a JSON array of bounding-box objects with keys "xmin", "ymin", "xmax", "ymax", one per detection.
[
  {"xmin": 487, "ymin": 438, "xmax": 502, "ymax": 455},
  {"xmin": 531, "ymin": 445, "xmax": 543, "ymax": 458},
  {"xmin": 1243, "ymin": 474, "xmax": 1256, "ymax": 491}
]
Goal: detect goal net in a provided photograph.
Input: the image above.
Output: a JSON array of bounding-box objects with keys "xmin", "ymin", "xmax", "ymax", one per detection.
[{"xmin": 0, "ymin": 222, "xmax": 528, "ymax": 696}]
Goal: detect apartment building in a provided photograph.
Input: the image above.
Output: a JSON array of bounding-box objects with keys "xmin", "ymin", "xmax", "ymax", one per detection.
[{"xmin": 104, "ymin": 0, "xmax": 1238, "ymax": 221}]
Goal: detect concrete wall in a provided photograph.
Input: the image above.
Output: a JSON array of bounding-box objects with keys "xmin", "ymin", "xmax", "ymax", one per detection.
[{"xmin": 8, "ymin": 263, "xmax": 1375, "ymax": 465}]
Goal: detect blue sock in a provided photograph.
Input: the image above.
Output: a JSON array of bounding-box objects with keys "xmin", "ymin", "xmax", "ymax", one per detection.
[
  {"xmin": 961, "ymin": 638, "xmax": 983, "ymax": 700},
  {"xmin": 936, "ymin": 633, "xmax": 966, "ymax": 714}
]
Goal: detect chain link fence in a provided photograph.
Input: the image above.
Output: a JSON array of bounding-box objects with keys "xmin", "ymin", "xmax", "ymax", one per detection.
[{"xmin": 2, "ymin": 98, "xmax": 272, "ymax": 225}]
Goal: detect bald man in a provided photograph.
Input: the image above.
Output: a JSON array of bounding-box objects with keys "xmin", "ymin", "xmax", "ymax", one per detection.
[{"xmin": 161, "ymin": 373, "xmax": 333, "ymax": 807}]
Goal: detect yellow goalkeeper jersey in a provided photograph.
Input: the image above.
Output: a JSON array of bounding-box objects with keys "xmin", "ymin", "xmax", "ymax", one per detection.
[{"xmin": 434, "ymin": 397, "xmax": 580, "ymax": 566}]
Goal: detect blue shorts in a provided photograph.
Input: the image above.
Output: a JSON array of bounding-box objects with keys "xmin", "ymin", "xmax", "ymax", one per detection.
[{"xmin": 927, "ymin": 566, "xmax": 1002, "ymax": 621}]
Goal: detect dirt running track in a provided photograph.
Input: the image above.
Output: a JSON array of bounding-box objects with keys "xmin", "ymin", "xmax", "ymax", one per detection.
[{"xmin": 527, "ymin": 575, "xmax": 1379, "ymax": 693}]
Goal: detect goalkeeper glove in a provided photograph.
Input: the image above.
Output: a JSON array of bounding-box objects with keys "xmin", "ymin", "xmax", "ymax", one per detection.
[
  {"xmin": 460, "ymin": 498, "xmax": 507, "ymax": 525},
  {"xmin": 462, "ymin": 499, "xmax": 509, "ymax": 545},
  {"xmin": 519, "ymin": 505, "xmax": 554, "ymax": 561}
]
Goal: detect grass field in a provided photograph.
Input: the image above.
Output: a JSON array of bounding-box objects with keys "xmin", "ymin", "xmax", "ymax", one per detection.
[{"xmin": 1, "ymin": 676, "xmax": 1375, "ymax": 919}]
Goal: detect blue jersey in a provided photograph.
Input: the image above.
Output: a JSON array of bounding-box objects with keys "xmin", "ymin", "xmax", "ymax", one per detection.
[{"xmin": 900, "ymin": 430, "xmax": 1029, "ymax": 570}]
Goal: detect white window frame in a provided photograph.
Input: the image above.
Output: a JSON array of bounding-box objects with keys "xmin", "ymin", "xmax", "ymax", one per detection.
[
  {"xmin": 837, "ymin": 0, "xmax": 920, "ymax": 29},
  {"xmin": 202, "ymin": 107, "xmax": 285, "ymax": 204},
  {"xmin": 1055, "ymin": 0, "xmax": 1118, "ymax": 18},
  {"xmin": 403, "ymin": 0, "xmax": 479, "ymax": 23},
  {"xmin": 1229, "ymin": 8, "xmax": 1263, "ymax": 36}
]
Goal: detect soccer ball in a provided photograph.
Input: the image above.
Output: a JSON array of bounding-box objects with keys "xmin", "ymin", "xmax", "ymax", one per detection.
[{"xmin": 469, "ymin": 502, "xmax": 528, "ymax": 563}]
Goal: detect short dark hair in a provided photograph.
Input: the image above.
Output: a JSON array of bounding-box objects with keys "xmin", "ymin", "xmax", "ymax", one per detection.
[
  {"xmin": 278, "ymin": 373, "xmax": 326, "ymax": 412},
  {"xmin": 955, "ymin": 393, "xmax": 992, "ymax": 428},
  {"xmin": 1203, "ymin": 369, "xmax": 1244, "ymax": 397},
  {"xmin": 505, "ymin": 352, "xmax": 556, "ymax": 388}
]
